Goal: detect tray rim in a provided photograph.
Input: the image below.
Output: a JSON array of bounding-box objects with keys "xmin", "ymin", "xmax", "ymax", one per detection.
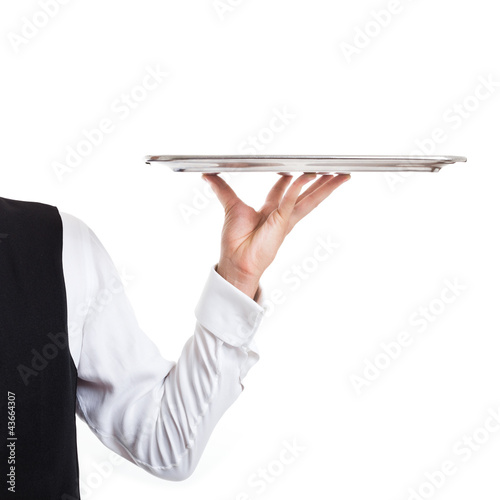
[
  {"xmin": 144, "ymin": 155, "xmax": 467, "ymax": 172},
  {"xmin": 145, "ymin": 154, "xmax": 467, "ymax": 163}
]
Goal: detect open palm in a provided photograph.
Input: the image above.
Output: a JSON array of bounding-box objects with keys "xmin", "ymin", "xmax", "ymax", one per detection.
[{"xmin": 203, "ymin": 172, "xmax": 351, "ymax": 298}]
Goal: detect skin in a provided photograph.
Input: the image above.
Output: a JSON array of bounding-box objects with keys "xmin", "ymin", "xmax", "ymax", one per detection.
[{"xmin": 202, "ymin": 172, "xmax": 351, "ymax": 300}]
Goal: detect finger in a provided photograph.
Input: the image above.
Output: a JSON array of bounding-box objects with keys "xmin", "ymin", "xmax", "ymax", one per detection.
[
  {"xmin": 288, "ymin": 174, "xmax": 350, "ymax": 229},
  {"xmin": 202, "ymin": 173, "xmax": 240, "ymax": 212},
  {"xmin": 296, "ymin": 174, "xmax": 335, "ymax": 204},
  {"xmin": 260, "ymin": 175, "xmax": 293, "ymax": 214},
  {"xmin": 276, "ymin": 173, "xmax": 317, "ymax": 220}
]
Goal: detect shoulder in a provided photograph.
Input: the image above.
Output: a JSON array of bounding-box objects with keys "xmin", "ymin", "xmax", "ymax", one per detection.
[{"xmin": 59, "ymin": 211, "xmax": 91, "ymax": 237}]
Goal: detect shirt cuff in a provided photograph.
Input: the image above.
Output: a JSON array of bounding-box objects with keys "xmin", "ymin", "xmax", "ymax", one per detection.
[{"xmin": 194, "ymin": 264, "xmax": 266, "ymax": 348}]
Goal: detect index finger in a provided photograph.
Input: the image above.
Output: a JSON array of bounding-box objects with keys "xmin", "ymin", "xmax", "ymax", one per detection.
[{"xmin": 202, "ymin": 173, "xmax": 240, "ymax": 212}]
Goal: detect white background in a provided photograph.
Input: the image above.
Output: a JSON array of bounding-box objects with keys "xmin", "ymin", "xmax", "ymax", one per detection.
[{"xmin": 1, "ymin": 1, "xmax": 499, "ymax": 499}]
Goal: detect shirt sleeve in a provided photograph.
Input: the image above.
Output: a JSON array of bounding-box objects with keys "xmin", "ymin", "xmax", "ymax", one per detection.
[{"xmin": 65, "ymin": 214, "xmax": 266, "ymax": 481}]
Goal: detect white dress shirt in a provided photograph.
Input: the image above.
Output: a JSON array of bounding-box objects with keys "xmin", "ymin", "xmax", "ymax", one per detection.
[{"xmin": 59, "ymin": 211, "xmax": 266, "ymax": 481}]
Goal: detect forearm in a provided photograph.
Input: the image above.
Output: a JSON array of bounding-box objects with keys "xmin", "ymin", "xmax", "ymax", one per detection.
[
  {"xmin": 76, "ymin": 263, "xmax": 265, "ymax": 481},
  {"xmin": 148, "ymin": 323, "xmax": 259, "ymax": 480},
  {"xmin": 77, "ymin": 319, "xmax": 260, "ymax": 481}
]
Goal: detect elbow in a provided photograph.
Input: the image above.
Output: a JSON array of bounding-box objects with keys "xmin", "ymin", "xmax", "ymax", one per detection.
[
  {"xmin": 163, "ymin": 466, "xmax": 196, "ymax": 482},
  {"xmin": 160, "ymin": 464, "xmax": 196, "ymax": 482},
  {"xmin": 143, "ymin": 452, "xmax": 198, "ymax": 482}
]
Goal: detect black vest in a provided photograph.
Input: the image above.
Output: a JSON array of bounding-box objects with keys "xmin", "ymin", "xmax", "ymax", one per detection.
[{"xmin": 0, "ymin": 197, "xmax": 80, "ymax": 499}]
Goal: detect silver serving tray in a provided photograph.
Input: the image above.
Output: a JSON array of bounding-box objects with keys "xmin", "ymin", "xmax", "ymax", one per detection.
[{"xmin": 144, "ymin": 155, "xmax": 467, "ymax": 173}]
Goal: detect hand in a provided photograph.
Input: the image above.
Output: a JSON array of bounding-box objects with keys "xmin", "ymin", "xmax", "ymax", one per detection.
[{"xmin": 202, "ymin": 172, "xmax": 351, "ymax": 299}]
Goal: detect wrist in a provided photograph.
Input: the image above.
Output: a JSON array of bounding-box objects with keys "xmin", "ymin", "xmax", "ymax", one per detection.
[{"xmin": 215, "ymin": 261, "xmax": 261, "ymax": 300}]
